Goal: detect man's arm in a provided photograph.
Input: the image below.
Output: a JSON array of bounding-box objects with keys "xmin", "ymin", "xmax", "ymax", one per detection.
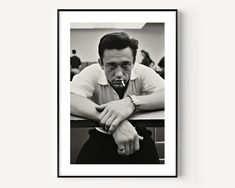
[
  {"xmin": 71, "ymin": 93, "xmax": 100, "ymax": 122},
  {"xmin": 95, "ymin": 89, "xmax": 164, "ymax": 133},
  {"xmin": 96, "ymin": 65, "xmax": 164, "ymax": 133},
  {"xmin": 71, "ymin": 93, "xmax": 143, "ymax": 156},
  {"xmin": 95, "ymin": 97, "xmax": 135, "ymax": 133},
  {"xmin": 135, "ymin": 89, "xmax": 164, "ymax": 111}
]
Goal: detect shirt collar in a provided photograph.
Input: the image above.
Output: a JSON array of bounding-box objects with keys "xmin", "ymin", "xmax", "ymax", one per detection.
[{"xmin": 97, "ymin": 65, "xmax": 138, "ymax": 85}]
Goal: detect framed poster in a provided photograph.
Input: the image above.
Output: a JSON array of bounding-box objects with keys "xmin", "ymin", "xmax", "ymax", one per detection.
[{"xmin": 58, "ymin": 9, "xmax": 177, "ymax": 177}]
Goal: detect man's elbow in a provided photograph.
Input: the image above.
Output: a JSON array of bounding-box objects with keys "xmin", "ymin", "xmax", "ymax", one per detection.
[{"xmin": 70, "ymin": 93, "xmax": 82, "ymax": 115}]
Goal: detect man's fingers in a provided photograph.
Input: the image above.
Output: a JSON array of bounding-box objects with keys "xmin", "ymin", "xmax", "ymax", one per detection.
[
  {"xmin": 108, "ymin": 117, "xmax": 121, "ymax": 134},
  {"xmin": 117, "ymin": 145, "xmax": 125, "ymax": 156},
  {"xmin": 138, "ymin": 135, "xmax": 144, "ymax": 141},
  {"xmin": 100, "ymin": 111, "xmax": 111, "ymax": 124},
  {"xmin": 124, "ymin": 142, "xmax": 130, "ymax": 156},
  {"xmin": 134, "ymin": 136, "xmax": 140, "ymax": 152},
  {"xmin": 98, "ymin": 107, "xmax": 108, "ymax": 122},
  {"xmin": 133, "ymin": 135, "xmax": 144, "ymax": 152},
  {"xmin": 129, "ymin": 139, "xmax": 134, "ymax": 155},
  {"xmin": 105, "ymin": 115, "xmax": 117, "ymax": 132},
  {"xmin": 100, "ymin": 111, "xmax": 113, "ymax": 131},
  {"xmin": 95, "ymin": 104, "xmax": 106, "ymax": 112}
]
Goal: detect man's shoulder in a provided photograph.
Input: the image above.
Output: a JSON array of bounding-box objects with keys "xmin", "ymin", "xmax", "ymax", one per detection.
[
  {"xmin": 133, "ymin": 63, "xmax": 155, "ymax": 75},
  {"xmin": 77, "ymin": 63, "xmax": 103, "ymax": 82},
  {"xmin": 81, "ymin": 63, "xmax": 102, "ymax": 72},
  {"xmin": 134, "ymin": 63, "xmax": 147, "ymax": 69},
  {"xmin": 71, "ymin": 63, "xmax": 104, "ymax": 90}
]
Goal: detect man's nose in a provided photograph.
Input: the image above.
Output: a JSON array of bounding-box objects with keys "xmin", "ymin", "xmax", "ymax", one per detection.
[{"xmin": 114, "ymin": 66, "xmax": 124, "ymax": 78}]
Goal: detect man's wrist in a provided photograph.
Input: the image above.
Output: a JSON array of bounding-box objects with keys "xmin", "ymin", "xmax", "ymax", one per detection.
[
  {"xmin": 125, "ymin": 96, "xmax": 135, "ymax": 113},
  {"xmin": 126, "ymin": 95, "xmax": 140, "ymax": 112},
  {"xmin": 94, "ymin": 105, "xmax": 102, "ymax": 122}
]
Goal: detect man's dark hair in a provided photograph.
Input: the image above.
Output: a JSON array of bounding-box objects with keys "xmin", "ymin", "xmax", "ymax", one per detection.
[{"xmin": 98, "ymin": 32, "xmax": 138, "ymax": 63}]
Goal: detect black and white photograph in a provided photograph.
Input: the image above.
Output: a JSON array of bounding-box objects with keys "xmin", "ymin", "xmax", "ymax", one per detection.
[{"xmin": 58, "ymin": 9, "xmax": 177, "ymax": 177}]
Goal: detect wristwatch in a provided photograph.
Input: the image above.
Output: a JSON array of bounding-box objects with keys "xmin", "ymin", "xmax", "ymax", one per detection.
[{"xmin": 127, "ymin": 95, "xmax": 140, "ymax": 112}]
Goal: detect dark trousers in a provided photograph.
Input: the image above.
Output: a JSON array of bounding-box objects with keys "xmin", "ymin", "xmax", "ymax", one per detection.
[{"xmin": 75, "ymin": 127, "xmax": 160, "ymax": 164}]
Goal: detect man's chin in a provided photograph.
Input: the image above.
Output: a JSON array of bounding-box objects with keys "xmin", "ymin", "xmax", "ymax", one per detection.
[{"xmin": 112, "ymin": 83, "xmax": 125, "ymax": 89}]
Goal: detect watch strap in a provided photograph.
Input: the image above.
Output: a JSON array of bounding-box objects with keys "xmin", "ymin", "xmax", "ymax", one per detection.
[{"xmin": 127, "ymin": 95, "xmax": 139, "ymax": 112}]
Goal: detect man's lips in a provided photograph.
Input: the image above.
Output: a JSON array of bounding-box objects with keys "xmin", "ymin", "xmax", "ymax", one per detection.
[{"xmin": 113, "ymin": 80, "xmax": 126, "ymax": 86}]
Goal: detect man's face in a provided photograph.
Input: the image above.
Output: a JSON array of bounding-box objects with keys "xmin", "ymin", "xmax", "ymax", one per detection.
[{"xmin": 99, "ymin": 47, "xmax": 134, "ymax": 89}]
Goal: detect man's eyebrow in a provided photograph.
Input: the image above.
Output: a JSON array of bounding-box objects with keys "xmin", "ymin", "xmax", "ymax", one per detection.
[
  {"xmin": 106, "ymin": 61, "xmax": 131, "ymax": 65},
  {"xmin": 106, "ymin": 62, "xmax": 116, "ymax": 65},
  {"xmin": 122, "ymin": 61, "xmax": 132, "ymax": 64}
]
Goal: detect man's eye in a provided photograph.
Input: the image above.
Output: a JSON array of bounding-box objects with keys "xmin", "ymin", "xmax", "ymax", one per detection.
[
  {"xmin": 122, "ymin": 64, "xmax": 130, "ymax": 69},
  {"xmin": 107, "ymin": 64, "xmax": 116, "ymax": 69}
]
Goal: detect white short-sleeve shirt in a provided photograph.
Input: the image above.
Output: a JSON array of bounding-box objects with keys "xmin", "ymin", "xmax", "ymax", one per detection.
[{"xmin": 71, "ymin": 63, "xmax": 164, "ymax": 104}]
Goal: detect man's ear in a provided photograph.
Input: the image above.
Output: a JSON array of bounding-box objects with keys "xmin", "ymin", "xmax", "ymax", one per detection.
[{"xmin": 98, "ymin": 59, "xmax": 104, "ymax": 70}]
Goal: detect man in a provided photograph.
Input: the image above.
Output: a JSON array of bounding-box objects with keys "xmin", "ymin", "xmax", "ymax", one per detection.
[{"xmin": 71, "ymin": 32, "xmax": 164, "ymax": 164}]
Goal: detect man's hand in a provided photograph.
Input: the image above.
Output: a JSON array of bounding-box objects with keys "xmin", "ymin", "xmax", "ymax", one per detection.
[
  {"xmin": 95, "ymin": 97, "xmax": 135, "ymax": 133},
  {"xmin": 112, "ymin": 120, "xmax": 143, "ymax": 156}
]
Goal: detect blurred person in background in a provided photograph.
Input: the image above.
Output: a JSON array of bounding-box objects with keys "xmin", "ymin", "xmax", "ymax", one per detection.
[
  {"xmin": 70, "ymin": 49, "xmax": 81, "ymax": 81},
  {"xmin": 140, "ymin": 50, "xmax": 155, "ymax": 69},
  {"xmin": 155, "ymin": 57, "xmax": 165, "ymax": 79}
]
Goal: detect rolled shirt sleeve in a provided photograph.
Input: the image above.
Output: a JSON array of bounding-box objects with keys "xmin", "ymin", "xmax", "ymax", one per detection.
[{"xmin": 139, "ymin": 65, "xmax": 165, "ymax": 95}]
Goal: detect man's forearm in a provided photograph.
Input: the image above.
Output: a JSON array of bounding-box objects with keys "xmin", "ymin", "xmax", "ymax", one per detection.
[
  {"xmin": 70, "ymin": 93, "xmax": 100, "ymax": 122},
  {"xmin": 135, "ymin": 89, "xmax": 164, "ymax": 111}
]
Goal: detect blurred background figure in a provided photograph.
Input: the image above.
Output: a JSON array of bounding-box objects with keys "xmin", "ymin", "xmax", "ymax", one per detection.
[
  {"xmin": 140, "ymin": 50, "xmax": 155, "ymax": 68},
  {"xmin": 155, "ymin": 57, "xmax": 165, "ymax": 79},
  {"xmin": 70, "ymin": 49, "xmax": 81, "ymax": 81}
]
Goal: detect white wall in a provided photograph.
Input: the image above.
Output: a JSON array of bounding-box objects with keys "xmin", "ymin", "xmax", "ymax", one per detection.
[
  {"xmin": 70, "ymin": 23, "xmax": 164, "ymax": 64},
  {"xmin": 1, "ymin": 0, "xmax": 235, "ymax": 188}
]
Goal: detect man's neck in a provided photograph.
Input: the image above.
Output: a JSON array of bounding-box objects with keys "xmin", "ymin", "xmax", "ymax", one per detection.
[{"xmin": 110, "ymin": 81, "xmax": 129, "ymax": 99}]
